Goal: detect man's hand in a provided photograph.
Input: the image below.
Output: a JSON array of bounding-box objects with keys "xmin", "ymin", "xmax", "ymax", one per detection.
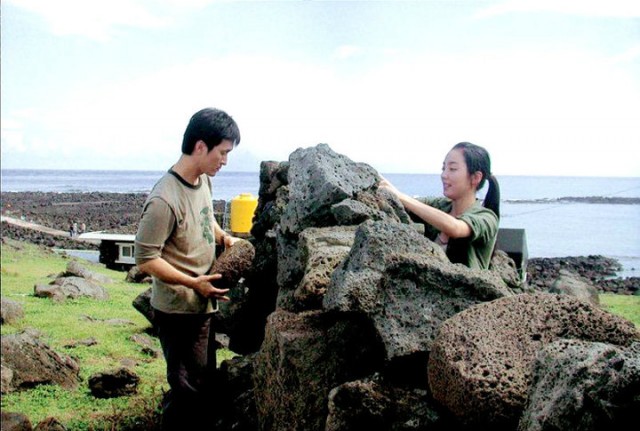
[{"xmin": 191, "ymin": 274, "xmax": 230, "ymax": 301}]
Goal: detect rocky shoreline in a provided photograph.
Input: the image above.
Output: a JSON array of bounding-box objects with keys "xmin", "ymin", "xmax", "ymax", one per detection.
[{"xmin": 1, "ymin": 191, "xmax": 638, "ymax": 295}]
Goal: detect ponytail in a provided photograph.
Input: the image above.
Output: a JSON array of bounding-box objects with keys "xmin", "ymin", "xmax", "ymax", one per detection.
[{"xmin": 483, "ymin": 174, "xmax": 500, "ymax": 218}]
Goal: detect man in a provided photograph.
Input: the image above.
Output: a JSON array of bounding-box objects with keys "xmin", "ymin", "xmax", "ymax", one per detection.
[{"xmin": 134, "ymin": 107, "xmax": 241, "ymax": 430}]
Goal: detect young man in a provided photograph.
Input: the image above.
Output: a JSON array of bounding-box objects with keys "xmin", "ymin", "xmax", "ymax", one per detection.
[{"xmin": 134, "ymin": 107, "xmax": 241, "ymax": 430}]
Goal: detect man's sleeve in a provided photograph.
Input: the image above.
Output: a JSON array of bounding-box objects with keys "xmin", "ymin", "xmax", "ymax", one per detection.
[{"xmin": 134, "ymin": 198, "xmax": 175, "ymax": 265}]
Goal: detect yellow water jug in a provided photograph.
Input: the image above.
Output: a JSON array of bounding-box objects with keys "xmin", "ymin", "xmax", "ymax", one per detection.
[{"xmin": 230, "ymin": 193, "xmax": 258, "ymax": 235}]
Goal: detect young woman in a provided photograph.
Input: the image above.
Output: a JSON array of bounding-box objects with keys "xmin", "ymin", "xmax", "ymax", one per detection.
[{"xmin": 379, "ymin": 142, "xmax": 500, "ymax": 269}]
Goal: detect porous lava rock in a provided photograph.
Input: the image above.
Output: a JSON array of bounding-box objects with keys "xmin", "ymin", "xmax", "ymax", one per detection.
[{"xmin": 428, "ymin": 292, "xmax": 640, "ymax": 430}]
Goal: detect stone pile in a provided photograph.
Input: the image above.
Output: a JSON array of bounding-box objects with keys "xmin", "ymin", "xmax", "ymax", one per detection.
[{"xmin": 209, "ymin": 144, "xmax": 640, "ymax": 430}]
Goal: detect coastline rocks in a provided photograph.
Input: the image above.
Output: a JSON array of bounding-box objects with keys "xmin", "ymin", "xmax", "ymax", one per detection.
[
  {"xmin": 0, "ymin": 191, "xmax": 147, "ymax": 235},
  {"xmin": 526, "ymin": 255, "xmax": 638, "ymax": 296},
  {"xmin": 1, "ymin": 221, "xmax": 98, "ymax": 251}
]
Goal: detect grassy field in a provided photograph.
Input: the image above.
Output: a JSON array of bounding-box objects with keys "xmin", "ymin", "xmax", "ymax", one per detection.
[
  {"xmin": 0, "ymin": 239, "xmax": 235, "ymax": 430},
  {"xmin": 1, "ymin": 239, "xmax": 638, "ymax": 429}
]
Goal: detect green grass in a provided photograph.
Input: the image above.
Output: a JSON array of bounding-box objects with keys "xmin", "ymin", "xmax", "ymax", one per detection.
[
  {"xmin": 1, "ymin": 239, "xmax": 638, "ymax": 428},
  {"xmin": 1, "ymin": 239, "xmax": 235, "ymax": 430},
  {"xmin": 600, "ymin": 293, "xmax": 640, "ymax": 327}
]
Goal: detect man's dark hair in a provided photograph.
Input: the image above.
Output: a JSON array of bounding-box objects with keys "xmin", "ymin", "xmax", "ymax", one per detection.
[{"xmin": 182, "ymin": 108, "xmax": 241, "ymax": 154}]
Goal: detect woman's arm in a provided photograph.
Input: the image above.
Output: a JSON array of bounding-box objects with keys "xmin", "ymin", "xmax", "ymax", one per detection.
[{"xmin": 378, "ymin": 177, "xmax": 472, "ymax": 239}]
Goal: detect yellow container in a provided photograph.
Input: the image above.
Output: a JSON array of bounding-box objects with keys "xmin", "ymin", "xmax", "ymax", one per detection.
[{"xmin": 230, "ymin": 193, "xmax": 258, "ymax": 235}]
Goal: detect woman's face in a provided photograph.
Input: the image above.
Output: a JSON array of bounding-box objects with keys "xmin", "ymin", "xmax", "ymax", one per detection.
[{"xmin": 441, "ymin": 148, "xmax": 478, "ymax": 200}]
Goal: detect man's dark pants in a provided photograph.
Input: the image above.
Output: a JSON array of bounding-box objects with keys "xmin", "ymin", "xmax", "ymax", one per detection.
[{"xmin": 154, "ymin": 309, "xmax": 218, "ymax": 430}]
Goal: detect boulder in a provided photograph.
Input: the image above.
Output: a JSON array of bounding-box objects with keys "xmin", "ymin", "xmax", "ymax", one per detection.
[
  {"xmin": 63, "ymin": 260, "xmax": 112, "ymax": 284},
  {"xmin": 519, "ymin": 340, "xmax": 640, "ymax": 431},
  {"xmin": 214, "ymin": 354, "xmax": 259, "ymax": 431},
  {"xmin": 1, "ymin": 330, "xmax": 80, "ymax": 393},
  {"xmin": 129, "ymin": 333, "xmax": 161, "ymax": 358},
  {"xmin": 34, "ymin": 276, "xmax": 109, "ymax": 301},
  {"xmin": 324, "ymin": 220, "xmax": 512, "ymax": 362},
  {"xmin": 549, "ymin": 269, "xmax": 600, "ymax": 305},
  {"xmin": 276, "ymin": 226, "xmax": 357, "ymax": 311},
  {"xmin": 125, "ymin": 266, "xmax": 152, "ymax": 284},
  {"xmin": 428, "ymin": 293, "xmax": 640, "ymax": 429},
  {"xmin": 0, "ymin": 411, "xmax": 33, "ymax": 431},
  {"xmin": 326, "ymin": 375, "xmax": 445, "ymax": 431},
  {"xmin": 33, "ymin": 417, "xmax": 67, "ymax": 431},
  {"xmin": 88, "ymin": 367, "xmax": 140, "ymax": 398},
  {"xmin": 1, "ymin": 298, "xmax": 25, "ymax": 325},
  {"xmin": 375, "ymin": 251, "xmax": 513, "ymax": 362},
  {"xmin": 252, "ymin": 309, "xmax": 384, "ymax": 431},
  {"xmin": 491, "ymin": 249, "xmax": 526, "ymax": 292},
  {"xmin": 131, "ymin": 287, "xmax": 154, "ymax": 327},
  {"xmin": 279, "ymin": 144, "xmax": 380, "ymax": 235},
  {"xmin": 211, "ymin": 238, "xmax": 255, "ymax": 290},
  {"xmin": 324, "ymin": 220, "xmax": 448, "ymax": 314}
]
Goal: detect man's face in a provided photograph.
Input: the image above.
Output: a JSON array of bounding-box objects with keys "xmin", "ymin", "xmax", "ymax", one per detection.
[{"xmin": 201, "ymin": 139, "xmax": 234, "ymax": 177}]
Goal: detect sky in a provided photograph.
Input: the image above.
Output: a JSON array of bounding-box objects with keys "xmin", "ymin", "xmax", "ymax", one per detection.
[{"xmin": 1, "ymin": 0, "xmax": 639, "ymax": 177}]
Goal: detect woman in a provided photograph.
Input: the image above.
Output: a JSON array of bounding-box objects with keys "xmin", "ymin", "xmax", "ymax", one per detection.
[{"xmin": 379, "ymin": 142, "xmax": 500, "ymax": 269}]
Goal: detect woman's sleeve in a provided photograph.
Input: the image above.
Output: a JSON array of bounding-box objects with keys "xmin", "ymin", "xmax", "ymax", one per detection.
[{"xmin": 458, "ymin": 207, "xmax": 498, "ymax": 244}]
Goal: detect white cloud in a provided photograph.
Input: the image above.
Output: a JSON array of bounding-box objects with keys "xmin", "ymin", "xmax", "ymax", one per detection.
[
  {"xmin": 474, "ymin": 0, "xmax": 640, "ymax": 19},
  {"xmin": 333, "ymin": 45, "xmax": 363, "ymax": 60},
  {"xmin": 611, "ymin": 44, "xmax": 640, "ymax": 64},
  {"xmin": 5, "ymin": 48, "xmax": 639, "ymax": 175},
  {"xmin": 5, "ymin": 0, "xmax": 169, "ymax": 41},
  {"xmin": 0, "ymin": 119, "xmax": 27, "ymax": 153}
]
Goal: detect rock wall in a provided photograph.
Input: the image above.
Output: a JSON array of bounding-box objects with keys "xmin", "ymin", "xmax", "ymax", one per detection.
[{"xmin": 215, "ymin": 144, "xmax": 639, "ymax": 431}]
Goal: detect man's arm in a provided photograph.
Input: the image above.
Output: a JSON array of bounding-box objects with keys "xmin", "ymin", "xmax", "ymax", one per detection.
[
  {"xmin": 137, "ymin": 258, "xmax": 229, "ymax": 301},
  {"xmin": 135, "ymin": 197, "xmax": 229, "ymax": 300}
]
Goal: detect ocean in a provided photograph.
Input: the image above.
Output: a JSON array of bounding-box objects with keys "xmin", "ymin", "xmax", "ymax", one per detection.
[{"xmin": 2, "ymin": 169, "xmax": 639, "ymax": 276}]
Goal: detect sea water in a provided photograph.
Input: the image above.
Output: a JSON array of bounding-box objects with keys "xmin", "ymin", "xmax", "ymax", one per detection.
[{"xmin": 2, "ymin": 169, "xmax": 639, "ymax": 275}]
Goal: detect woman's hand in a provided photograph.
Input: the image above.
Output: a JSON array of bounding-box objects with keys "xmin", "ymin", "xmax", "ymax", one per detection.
[{"xmin": 378, "ymin": 176, "xmax": 401, "ymax": 197}]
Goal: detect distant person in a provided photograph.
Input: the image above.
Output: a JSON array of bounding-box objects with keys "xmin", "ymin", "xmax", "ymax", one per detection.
[
  {"xmin": 80, "ymin": 222, "xmax": 86, "ymax": 234},
  {"xmin": 134, "ymin": 107, "xmax": 241, "ymax": 430},
  {"xmin": 379, "ymin": 142, "xmax": 500, "ymax": 269}
]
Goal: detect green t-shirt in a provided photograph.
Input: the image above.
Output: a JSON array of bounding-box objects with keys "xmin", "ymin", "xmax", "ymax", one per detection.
[
  {"xmin": 134, "ymin": 170, "xmax": 217, "ymax": 314},
  {"xmin": 412, "ymin": 197, "xmax": 499, "ymax": 270}
]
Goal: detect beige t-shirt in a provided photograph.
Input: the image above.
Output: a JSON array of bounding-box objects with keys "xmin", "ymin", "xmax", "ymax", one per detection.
[{"xmin": 134, "ymin": 170, "xmax": 217, "ymax": 313}]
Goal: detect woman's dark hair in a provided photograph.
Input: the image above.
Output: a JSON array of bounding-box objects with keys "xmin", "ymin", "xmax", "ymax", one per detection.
[
  {"xmin": 452, "ymin": 142, "xmax": 500, "ymax": 218},
  {"xmin": 182, "ymin": 107, "xmax": 241, "ymax": 154}
]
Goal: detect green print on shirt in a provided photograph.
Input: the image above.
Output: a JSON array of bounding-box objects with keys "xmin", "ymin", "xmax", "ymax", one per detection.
[{"xmin": 200, "ymin": 207, "xmax": 214, "ymax": 244}]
